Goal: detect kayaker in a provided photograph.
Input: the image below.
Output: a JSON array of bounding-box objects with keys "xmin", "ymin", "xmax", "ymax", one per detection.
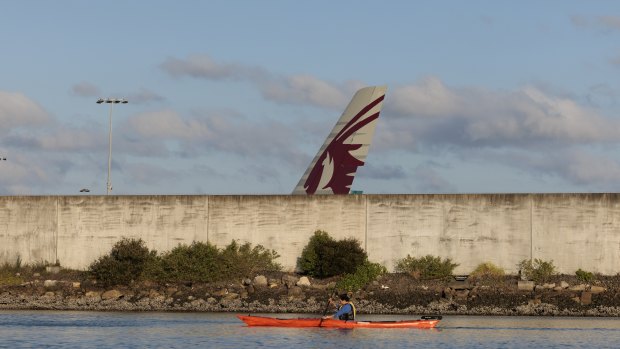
[{"xmin": 322, "ymin": 294, "xmax": 356, "ymax": 321}]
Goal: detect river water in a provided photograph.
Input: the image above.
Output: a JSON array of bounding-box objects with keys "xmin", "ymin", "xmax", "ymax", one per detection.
[{"xmin": 0, "ymin": 311, "xmax": 619, "ymax": 348}]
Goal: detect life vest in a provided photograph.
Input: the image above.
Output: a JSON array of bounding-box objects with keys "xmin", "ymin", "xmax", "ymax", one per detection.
[{"xmin": 337, "ymin": 302, "xmax": 356, "ymax": 321}]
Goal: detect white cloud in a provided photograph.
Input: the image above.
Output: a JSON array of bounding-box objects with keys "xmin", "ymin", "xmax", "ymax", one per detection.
[
  {"xmin": 0, "ymin": 91, "xmax": 50, "ymax": 132},
  {"xmin": 384, "ymin": 77, "xmax": 620, "ymax": 147},
  {"xmin": 159, "ymin": 54, "xmax": 356, "ymax": 110}
]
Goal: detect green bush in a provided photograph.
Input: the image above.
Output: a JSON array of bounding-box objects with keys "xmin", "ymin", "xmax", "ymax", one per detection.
[
  {"xmin": 575, "ymin": 268, "xmax": 595, "ymax": 283},
  {"xmin": 336, "ymin": 261, "xmax": 387, "ymax": 292},
  {"xmin": 146, "ymin": 240, "xmax": 281, "ymax": 283},
  {"xmin": 218, "ymin": 240, "xmax": 281, "ymax": 280},
  {"xmin": 470, "ymin": 262, "xmax": 505, "ymax": 281},
  {"xmin": 298, "ymin": 230, "xmax": 367, "ymax": 278},
  {"xmin": 394, "ymin": 255, "xmax": 459, "ymax": 279},
  {"xmin": 152, "ymin": 241, "xmax": 220, "ymax": 282},
  {"xmin": 517, "ymin": 259, "xmax": 556, "ymax": 283},
  {"xmin": 89, "ymin": 238, "xmax": 157, "ymax": 287}
]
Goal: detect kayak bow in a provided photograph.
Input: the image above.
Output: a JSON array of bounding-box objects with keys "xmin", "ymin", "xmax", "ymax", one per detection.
[{"xmin": 237, "ymin": 315, "xmax": 441, "ymax": 329}]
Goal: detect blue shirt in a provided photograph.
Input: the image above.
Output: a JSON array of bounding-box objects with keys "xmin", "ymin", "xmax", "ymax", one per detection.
[{"xmin": 333, "ymin": 303, "xmax": 353, "ymax": 320}]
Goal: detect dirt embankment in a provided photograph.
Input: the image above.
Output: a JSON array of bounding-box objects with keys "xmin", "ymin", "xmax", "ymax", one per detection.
[{"xmin": 2, "ymin": 271, "xmax": 620, "ymax": 316}]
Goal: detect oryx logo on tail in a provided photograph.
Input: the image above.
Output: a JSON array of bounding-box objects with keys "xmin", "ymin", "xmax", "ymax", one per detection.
[{"xmin": 292, "ymin": 86, "xmax": 387, "ymax": 195}]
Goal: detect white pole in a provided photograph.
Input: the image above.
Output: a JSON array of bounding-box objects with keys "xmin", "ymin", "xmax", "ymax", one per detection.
[{"xmin": 107, "ymin": 103, "xmax": 114, "ymax": 195}]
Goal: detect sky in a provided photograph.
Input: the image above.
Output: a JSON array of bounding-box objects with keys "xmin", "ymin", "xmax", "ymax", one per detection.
[{"xmin": 1, "ymin": 1, "xmax": 620, "ymax": 195}]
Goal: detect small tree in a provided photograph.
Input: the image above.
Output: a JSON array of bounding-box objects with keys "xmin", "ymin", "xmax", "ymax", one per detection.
[
  {"xmin": 395, "ymin": 255, "xmax": 458, "ymax": 279},
  {"xmin": 89, "ymin": 238, "xmax": 156, "ymax": 287},
  {"xmin": 517, "ymin": 259, "xmax": 556, "ymax": 283},
  {"xmin": 299, "ymin": 230, "xmax": 367, "ymax": 278},
  {"xmin": 470, "ymin": 262, "xmax": 505, "ymax": 281}
]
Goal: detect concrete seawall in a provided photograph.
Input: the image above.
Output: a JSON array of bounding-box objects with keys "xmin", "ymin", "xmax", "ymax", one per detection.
[{"xmin": 1, "ymin": 194, "xmax": 619, "ymax": 274}]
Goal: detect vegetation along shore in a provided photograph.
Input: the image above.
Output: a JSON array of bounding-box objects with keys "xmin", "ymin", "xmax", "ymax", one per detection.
[{"xmin": 2, "ymin": 231, "xmax": 620, "ymax": 316}]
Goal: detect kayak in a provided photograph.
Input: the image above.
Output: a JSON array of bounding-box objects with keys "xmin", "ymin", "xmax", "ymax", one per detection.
[{"xmin": 237, "ymin": 315, "xmax": 442, "ymax": 329}]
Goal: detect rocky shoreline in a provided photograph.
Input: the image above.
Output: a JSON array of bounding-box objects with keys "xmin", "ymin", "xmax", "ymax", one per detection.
[{"xmin": 2, "ymin": 272, "xmax": 620, "ymax": 316}]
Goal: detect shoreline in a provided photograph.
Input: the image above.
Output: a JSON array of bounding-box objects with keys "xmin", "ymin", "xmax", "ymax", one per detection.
[{"xmin": 2, "ymin": 272, "xmax": 620, "ymax": 317}]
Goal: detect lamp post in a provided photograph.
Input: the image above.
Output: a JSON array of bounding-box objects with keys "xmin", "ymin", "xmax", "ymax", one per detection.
[{"xmin": 96, "ymin": 98, "xmax": 128, "ymax": 195}]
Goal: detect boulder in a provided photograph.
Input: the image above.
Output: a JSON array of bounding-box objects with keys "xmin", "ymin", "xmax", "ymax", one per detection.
[
  {"xmin": 517, "ymin": 281, "xmax": 535, "ymax": 291},
  {"xmin": 288, "ymin": 286, "xmax": 303, "ymax": 296},
  {"xmin": 590, "ymin": 286, "xmax": 606, "ymax": 294},
  {"xmin": 580, "ymin": 291, "xmax": 592, "ymax": 305},
  {"xmin": 559, "ymin": 281, "xmax": 569, "ymax": 289},
  {"xmin": 569, "ymin": 284, "xmax": 587, "ymax": 292},
  {"xmin": 253, "ymin": 275, "xmax": 268, "ymax": 287},
  {"xmin": 213, "ymin": 288, "xmax": 228, "ymax": 297},
  {"xmin": 43, "ymin": 280, "xmax": 58, "ymax": 288},
  {"xmin": 297, "ymin": 277, "xmax": 311, "ymax": 287},
  {"xmin": 101, "ymin": 289, "xmax": 122, "ymax": 300},
  {"xmin": 282, "ymin": 275, "xmax": 298, "ymax": 288}
]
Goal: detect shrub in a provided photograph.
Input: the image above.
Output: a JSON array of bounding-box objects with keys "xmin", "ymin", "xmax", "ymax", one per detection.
[
  {"xmin": 394, "ymin": 255, "xmax": 459, "ymax": 279},
  {"xmin": 470, "ymin": 262, "xmax": 505, "ymax": 281},
  {"xmin": 153, "ymin": 241, "xmax": 220, "ymax": 282},
  {"xmin": 336, "ymin": 261, "xmax": 387, "ymax": 292},
  {"xmin": 575, "ymin": 268, "xmax": 595, "ymax": 283},
  {"xmin": 89, "ymin": 238, "xmax": 156, "ymax": 287},
  {"xmin": 219, "ymin": 240, "xmax": 282, "ymax": 280},
  {"xmin": 146, "ymin": 240, "xmax": 281, "ymax": 283},
  {"xmin": 298, "ymin": 230, "xmax": 367, "ymax": 278},
  {"xmin": 517, "ymin": 259, "xmax": 556, "ymax": 283}
]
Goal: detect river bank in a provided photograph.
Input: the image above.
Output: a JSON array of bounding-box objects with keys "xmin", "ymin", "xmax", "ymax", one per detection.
[{"xmin": 2, "ymin": 271, "xmax": 620, "ymax": 316}]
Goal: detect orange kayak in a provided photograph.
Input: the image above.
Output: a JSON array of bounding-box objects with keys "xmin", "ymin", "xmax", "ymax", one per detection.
[{"xmin": 237, "ymin": 315, "xmax": 441, "ymax": 329}]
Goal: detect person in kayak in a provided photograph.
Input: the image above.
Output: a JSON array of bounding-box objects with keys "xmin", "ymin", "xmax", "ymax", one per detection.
[{"xmin": 322, "ymin": 294, "xmax": 356, "ymax": 321}]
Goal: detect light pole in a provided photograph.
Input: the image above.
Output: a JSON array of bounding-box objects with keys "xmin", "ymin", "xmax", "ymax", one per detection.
[{"xmin": 96, "ymin": 98, "xmax": 128, "ymax": 195}]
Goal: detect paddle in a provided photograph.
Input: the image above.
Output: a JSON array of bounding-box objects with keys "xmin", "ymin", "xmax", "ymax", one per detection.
[{"xmin": 318, "ymin": 286, "xmax": 337, "ymax": 327}]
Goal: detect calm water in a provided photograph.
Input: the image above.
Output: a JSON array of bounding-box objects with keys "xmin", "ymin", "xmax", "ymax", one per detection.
[{"xmin": 0, "ymin": 311, "xmax": 619, "ymax": 348}]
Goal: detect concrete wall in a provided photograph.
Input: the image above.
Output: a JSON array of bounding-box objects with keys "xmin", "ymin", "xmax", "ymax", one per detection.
[{"xmin": 1, "ymin": 194, "xmax": 619, "ymax": 274}]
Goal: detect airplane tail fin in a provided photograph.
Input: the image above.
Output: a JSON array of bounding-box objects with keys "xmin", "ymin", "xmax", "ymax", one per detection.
[{"xmin": 292, "ymin": 85, "xmax": 387, "ymax": 195}]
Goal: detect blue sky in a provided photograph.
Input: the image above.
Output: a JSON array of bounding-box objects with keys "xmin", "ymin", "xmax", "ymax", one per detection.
[{"xmin": 1, "ymin": 1, "xmax": 620, "ymax": 195}]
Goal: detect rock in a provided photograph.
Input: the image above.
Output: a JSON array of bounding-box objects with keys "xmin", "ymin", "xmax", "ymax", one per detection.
[
  {"xmin": 543, "ymin": 283, "xmax": 555, "ymax": 289},
  {"xmin": 282, "ymin": 275, "xmax": 298, "ymax": 288},
  {"xmin": 45, "ymin": 266, "xmax": 61, "ymax": 274},
  {"xmin": 590, "ymin": 286, "xmax": 606, "ymax": 294},
  {"xmin": 149, "ymin": 290, "xmax": 161, "ymax": 298},
  {"xmin": 43, "ymin": 280, "xmax": 58, "ymax": 288},
  {"xmin": 246, "ymin": 285, "xmax": 255, "ymax": 294},
  {"xmin": 242, "ymin": 278, "xmax": 252, "ymax": 286},
  {"xmin": 580, "ymin": 291, "xmax": 592, "ymax": 305},
  {"xmin": 553, "ymin": 286, "xmax": 563, "ymax": 292},
  {"xmin": 268, "ymin": 283, "xmax": 278, "ymax": 288},
  {"xmin": 288, "ymin": 286, "xmax": 303, "ymax": 296},
  {"xmin": 517, "ymin": 281, "xmax": 534, "ymax": 291},
  {"xmin": 33, "ymin": 273, "xmax": 40, "ymax": 278},
  {"xmin": 206, "ymin": 297, "xmax": 217, "ymax": 304},
  {"xmin": 569, "ymin": 284, "xmax": 587, "ymax": 291},
  {"xmin": 165, "ymin": 287, "xmax": 178, "ymax": 296},
  {"xmin": 240, "ymin": 290, "xmax": 249, "ymax": 299},
  {"xmin": 187, "ymin": 295, "xmax": 195, "ymax": 301},
  {"xmin": 72, "ymin": 282, "xmax": 81, "ymax": 288},
  {"xmin": 213, "ymin": 288, "xmax": 228, "ymax": 297},
  {"xmin": 560, "ymin": 281, "xmax": 569, "ymax": 289},
  {"xmin": 223, "ymin": 292, "xmax": 239, "ymax": 300},
  {"xmin": 253, "ymin": 275, "xmax": 268, "ymax": 287},
  {"xmin": 101, "ymin": 289, "xmax": 122, "ymax": 300},
  {"xmin": 534, "ymin": 285, "xmax": 545, "ymax": 292},
  {"xmin": 296, "ymin": 276, "xmax": 311, "ymax": 287},
  {"xmin": 85, "ymin": 291, "xmax": 101, "ymax": 303}
]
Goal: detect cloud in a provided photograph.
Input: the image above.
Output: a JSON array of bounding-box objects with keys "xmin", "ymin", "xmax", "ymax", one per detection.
[
  {"xmin": 412, "ymin": 164, "xmax": 457, "ymax": 194},
  {"xmin": 260, "ymin": 75, "xmax": 349, "ymax": 109},
  {"xmin": 119, "ymin": 108, "xmax": 302, "ymax": 162},
  {"xmin": 0, "ymin": 91, "xmax": 50, "ymax": 132},
  {"xmin": 127, "ymin": 88, "xmax": 165, "ymax": 104},
  {"xmin": 159, "ymin": 54, "xmax": 357, "ymax": 110},
  {"xmin": 358, "ymin": 163, "xmax": 407, "ymax": 180},
  {"xmin": 160, "ymin": 54, "xmax": 257, "ymax": 80},
  {"xmin": 383, "ymin": 77, "xmax": 620, "ymax": 148},
  {"xmin": 71, "ymin": 81, "xmax": 101, "ymax": 97}
]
